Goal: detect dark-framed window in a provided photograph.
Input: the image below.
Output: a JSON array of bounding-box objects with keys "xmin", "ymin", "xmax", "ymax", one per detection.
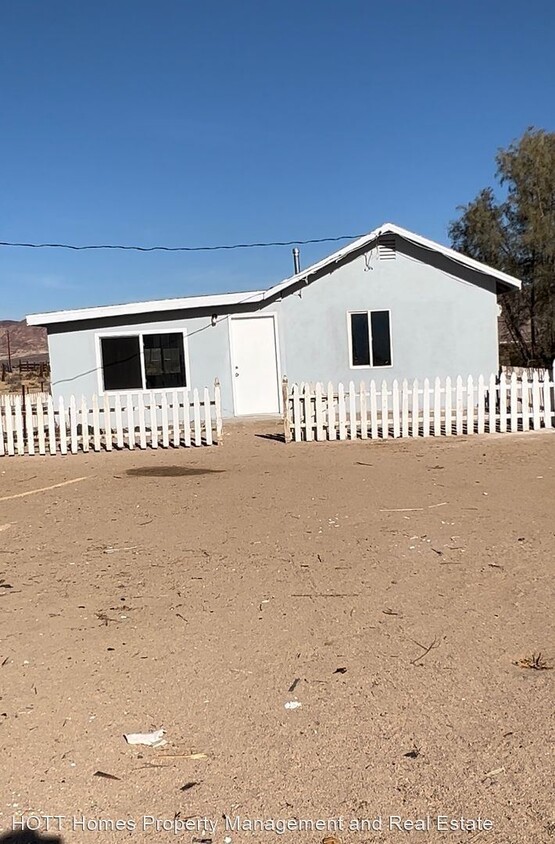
[
  {"xmin": 100, "ymin": 332, "xmax": 187, "ymax": 391},
  {"xmin": 101, "ymin": 336, "xmax": 142, "ymax": 391},
  {"xmin": 143, "ymin": 333, "xmax": 187, "ymax": 389},
  {"xmin": 348, "ymin": 310, "xmax": 392, "ymax": 368}
]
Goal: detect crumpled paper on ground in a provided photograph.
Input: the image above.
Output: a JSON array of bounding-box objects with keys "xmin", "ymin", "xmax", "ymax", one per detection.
[{"xmin": 123, "ymin": 728, "xmax": 167, "ymax": 747}]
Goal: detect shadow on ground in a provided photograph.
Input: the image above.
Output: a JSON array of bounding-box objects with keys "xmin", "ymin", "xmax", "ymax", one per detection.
[
  {"xmin": 125, "ymin": 466, "xmax": 224, "ymax": 478},
  {"xmin": 0, "ymin": 831, "xmax": 63, "ymax": 844},
  {"xmin": 255, "ymin": 432, "xmax": 286, "ymax": 443}
]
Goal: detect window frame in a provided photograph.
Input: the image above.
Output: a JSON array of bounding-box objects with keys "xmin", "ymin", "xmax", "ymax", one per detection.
[
  {"xmin": 347, "ymin": 309, "xmax": 393, "ymax": 370},
  {"xmin": 95, "ymin": 329, "xmax": 190, "ymax": 395}
]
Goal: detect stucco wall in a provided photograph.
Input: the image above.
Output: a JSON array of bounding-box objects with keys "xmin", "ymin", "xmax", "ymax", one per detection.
[
  {"xmin": 48, "ymin": 312, "xmax": 238, "ymax": 416},
  {"xmin": 46, "ymin": 240, "xmax": 501, "ymax": 417},
  {"xmin": 274, "ymin": 245, "xmax": 499, "ymax": 387}
]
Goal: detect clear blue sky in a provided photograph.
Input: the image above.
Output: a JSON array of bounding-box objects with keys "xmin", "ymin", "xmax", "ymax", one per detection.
[{"xmin": 1, "ymin": 0, "xmax": 554, "ymax": 318}]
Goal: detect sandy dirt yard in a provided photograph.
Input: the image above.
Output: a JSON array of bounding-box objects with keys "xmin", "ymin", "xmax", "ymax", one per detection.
[{"xmin": 0, "ymin": 425, "xmax": 553, "ymax": 844}]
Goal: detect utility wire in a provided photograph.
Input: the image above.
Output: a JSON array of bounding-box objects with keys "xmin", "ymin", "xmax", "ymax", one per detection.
[{"xmin": 0, "ymin": 234, "xmax": 363, "ymax": 253}]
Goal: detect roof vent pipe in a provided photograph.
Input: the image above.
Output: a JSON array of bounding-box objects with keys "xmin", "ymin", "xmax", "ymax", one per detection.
[{"xmin": 292, "ymin": 247, "xmax": 301, "ymax": 274}]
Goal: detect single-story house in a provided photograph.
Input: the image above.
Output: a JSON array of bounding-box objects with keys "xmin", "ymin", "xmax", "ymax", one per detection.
[{"xmin": 27, "ymin": 223, "xmax": 521, "ymax": 418}]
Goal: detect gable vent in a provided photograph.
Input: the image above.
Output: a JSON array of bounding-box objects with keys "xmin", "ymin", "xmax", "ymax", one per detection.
[{"xmin": 377, "ymin": 234, "xmax": 396, "ymax": 260}]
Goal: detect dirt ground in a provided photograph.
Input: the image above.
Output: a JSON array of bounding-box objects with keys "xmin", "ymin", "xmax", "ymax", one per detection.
[{"xmin": 0, "ymin": 424, "xmax": 553, "ymax": 844}]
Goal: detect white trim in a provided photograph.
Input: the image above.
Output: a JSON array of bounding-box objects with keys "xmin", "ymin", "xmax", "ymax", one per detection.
[
  {"xmin": 347, "ymin": 309, "xmax": 393, "ymax": 370},
  {"xmin": 228, "ymin": 312, "xmax": 282, "ymax": 416},
  {"xmin": 27, "ymin": 290, "xmax": 265, "ymax": 326},
  {"xmin": 94, "ymin": 328, "xmax": 190, "ymax": 396},
  {"xmin": 26, "ymin": 222, "xmax": 521, "ymax": 327}
]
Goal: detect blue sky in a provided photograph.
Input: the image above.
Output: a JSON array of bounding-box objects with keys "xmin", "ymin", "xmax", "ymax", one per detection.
[{"xmin": 1, "ymin": 0, "xmax": 554, "ymax": 318}]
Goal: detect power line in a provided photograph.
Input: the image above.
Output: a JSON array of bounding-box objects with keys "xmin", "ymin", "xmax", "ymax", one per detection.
[{"xmin": 0, "ymin": 234, "xmax": 363, "ymax": 253}]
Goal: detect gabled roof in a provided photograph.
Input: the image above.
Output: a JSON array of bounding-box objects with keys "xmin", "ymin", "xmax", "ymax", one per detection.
[
  {"xmin": 262, "ymin": 222, "xmax": 521, "ymax": 299},
  {"xmin": 26, "ymin": 222, "xmax": 521, "ymax": 326}
]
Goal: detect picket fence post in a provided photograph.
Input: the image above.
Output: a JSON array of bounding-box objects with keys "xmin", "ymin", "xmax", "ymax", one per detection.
[
  {"xmin": 370, "ymin": 381, "xmax": 378, "ymax": 439},
  {"xmin": 326, "ymin": 382, "xmax": 336, "ymax": 440},
  {"xmin": 25, "ymin": 395, "xmax": 35, "ymax": 455},
  {"xmin": 422, "ymin": 378, "xmax": 430, "ymax": 437},
  {"xmin": 126, "ymin": 394, "xmax": 135, "ymax": 450},
  {"xmin": 510, "ymin": 373, "xmax": 518, "ymax": 431},
  {"xmin": 488, "ymin": 373, "xmax": 497, "ymax": 433},
  {"xmin": 113, "ymin": 394, "xmax": 123, "ymax": 449},
  {"xmin": 315, "ymin": 383, "xmax": 325, "ymax": 441},
  {"xmin": 531, "ymin": 372, "xmax": 541, "ymax": 429},
  {"xmin": 411, "ymin": 378, "xmax": 419, "ymax": 437},
  {"xmin": 5, "ymin": 402, "xmax": 15, "ymax": 455},
  {"xmin": 444, "ymin": 376, "xmax": 452, "ymax": 436},
  {"xmin": 183, "ymin": 390, "xmax": 191, "ymax": 447},
  {"xmin": 499, "ymin": 372, "xmax": 507, "ymax": 433},
  {"xmin": 348, "ymin": 381, "xmax": 356, "ymax": 440},
  {"xmin": 433, "ymin": 377, "xmax": 441, "ymax": 436},
  {"xmin": 466, "ymin": 376, "xmax": 474, "ymax": 434},
  {"xmin": 282, "ymin": 377, "xmax": 291, "ymax": 444},
  {"xmin": 14, "ymin": 397, "xmax": 24, "ymax": 456},
  {"xmin": 103, "ymin": 394, "xmax": 112, "ymax": 451},
  {"xmin": 380, "ymin": 380, "xmax": 389, "ymax": 439},
  {"xmin": 543, "ymin": 369, "xmax": 552, "ymax": 429},
  {"xmin": 360, "ymin": 381, "xmax": 368, "ymax": 439},
  {"xmin": 476, "ymin": 376, "xmax": 485, "ymax": 434},
  {"xmin": 70, "ymin": 395, "xmax": 78, "ymax": 454},
  {"xmin": 168, "ymin": 390, "xmax": 178, "ymax": 448},
  {"xmin": 203, "ymin": 387, "xmax": 213, "ymax": 446},
  {"xmin": 81, "ymin": 397, "xmax": 90, "ymax": 453},
  {"xmin": 338, "ymin": 383, "xmax": 347, "ymax": 440},
  {"xmin": 214, "ymin": 379, "xmax": 223, "ymax": 444},
  {"xmin": 304, "ymin": 384, "xmax": 313, "ymax": 442},
  {"xmin": 455, "ymin": 376, "xmax": 463, "ymax": 435},
  {"xmin": 192, "ymin": 389, "xmax": 201, "ymax": 446},
  {"xmin": 521, "ymin": 372, "xmax": 529, "ymax": 431},
  {"xmin": 36, "ymin": 398, "xmax": 46, "ymax": 455},
  {"xmin": 159, "ymin": 393, "xmax": 168, "ymax": 447},
  {"xmin": 292, "ymin": 384, "xmax": 301, "ymax": 442},
  {"xmin": 59, "ymin": 397, "xmax": 68, "ymax": 455},
  {"xmin": 47, "ymin": 396, "xmax": 56, "ymax": 455},
  {"xmin": 392, "ymin": 380, "xmax": 400, "ymax": 438},
  {"xmin": 0, "ymin": 405, "xmax": 5, "ymax": 457},
  {"xmin": 91, "ymin": 395, "xmax": 100, "ymax": 451},
  {"xmin": 401, "ymin": 379, "xmax": 409, "ymax": 438}
]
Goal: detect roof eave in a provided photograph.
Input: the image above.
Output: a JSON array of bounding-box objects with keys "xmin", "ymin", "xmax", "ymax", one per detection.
[{"xmin": 26, "ymin": 290, "xmax": 266, "ymax": 326}]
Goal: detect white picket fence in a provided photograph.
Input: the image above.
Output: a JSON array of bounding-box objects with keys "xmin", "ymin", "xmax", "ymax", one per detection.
[
  {"xmin": 0, "ymin": 383, "xmax": 222, "ymax": 457},
  {"xmin": 284, "ymin": 368, "xmax": 555, "ymax": 442}
]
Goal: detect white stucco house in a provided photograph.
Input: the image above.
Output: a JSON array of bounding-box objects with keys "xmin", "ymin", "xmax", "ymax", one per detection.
[{"xmin": 26, "ymin": 223, "xmax": 521, "ymax": 418}]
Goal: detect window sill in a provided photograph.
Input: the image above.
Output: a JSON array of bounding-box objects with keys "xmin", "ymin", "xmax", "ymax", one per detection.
[
  {"xmin": 99, "ymin": 387, "xmax": 189, "ymax": 398},
  {"xmin": 349, "ymin": 364, "xmax": 394, "ymax": 371}
]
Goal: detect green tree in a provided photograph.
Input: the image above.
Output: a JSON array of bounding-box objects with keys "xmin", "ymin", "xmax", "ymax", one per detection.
[{"xmin": 449, "ymin": 128, "xmax": 555, "ymax": 366}]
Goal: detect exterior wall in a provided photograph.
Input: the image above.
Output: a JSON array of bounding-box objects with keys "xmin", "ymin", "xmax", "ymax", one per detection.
[
  {"xmin": 48, "ymin": 312, "xmax": 238, "ymax": 416},
  {"xmin": 46, "ymin": 239, "xmax": 501, "ymax": 418},
  {"xmin": 274, "ymin": 245, "xmax": 499, "ymax": 388}
]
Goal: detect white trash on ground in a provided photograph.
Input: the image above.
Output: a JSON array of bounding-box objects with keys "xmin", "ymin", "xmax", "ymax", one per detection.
[{"xmin": 123, "ymin": 728, "xmax": 167, "ymax": 747}]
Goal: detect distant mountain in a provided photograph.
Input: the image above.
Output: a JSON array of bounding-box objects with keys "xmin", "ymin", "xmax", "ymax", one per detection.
[{"xmin": 0, "ymin": 319, "xmax": 48, "ymax": 361}]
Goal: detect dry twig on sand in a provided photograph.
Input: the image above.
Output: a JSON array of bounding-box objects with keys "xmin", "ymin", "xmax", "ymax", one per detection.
[
  {"xmin": 410, "ymin": 637, "xmax": 441, "ymax": 665},
  {"xmin": 515, "ymin": 653, "xmax": 553, "ymax": 670}
]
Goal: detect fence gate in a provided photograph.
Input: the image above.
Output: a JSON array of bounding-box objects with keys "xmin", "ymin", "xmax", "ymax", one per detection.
[
  {"xmin": 283, "ymin": 367, "xmax": 555, "ymax": 443},
  {"xmin": 0, "ymin": 381, "xmax": 223, "ymax": 457}
]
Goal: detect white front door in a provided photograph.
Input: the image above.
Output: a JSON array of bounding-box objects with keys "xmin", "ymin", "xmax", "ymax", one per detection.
[{"xmin": 230, "ymin": 315, "xmax": 281, "ymax": 415}]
